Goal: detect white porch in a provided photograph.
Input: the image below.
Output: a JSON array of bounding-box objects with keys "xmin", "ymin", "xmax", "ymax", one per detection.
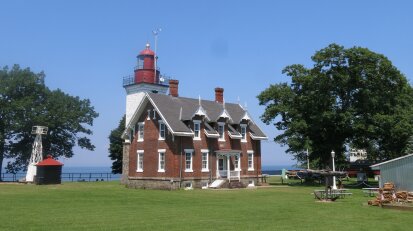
[{"xmin": 215, "ymin": 150, "xmax": 241, "ymax": 182}]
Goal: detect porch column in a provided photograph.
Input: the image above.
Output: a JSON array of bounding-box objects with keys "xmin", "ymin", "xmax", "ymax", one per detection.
[
  {"xmin": 216, "ymin": 154, "xmax": 219, "ymax": 178},
  {"xmin": 227, "ymin": 154, "xmax": 230, "ymax": 182},
  {"xmin": 238, "ymin": 153, "xmax": 241, "ymax": 181}
]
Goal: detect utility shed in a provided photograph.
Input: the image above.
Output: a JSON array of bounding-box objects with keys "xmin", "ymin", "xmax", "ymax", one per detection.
[
  {"xmin": 371, "ymin": 153, "xmax": 413, "ymax": 191},
  {"xmin": 35, "ymin": 155, "xmax": 64, "ymax": 185}
]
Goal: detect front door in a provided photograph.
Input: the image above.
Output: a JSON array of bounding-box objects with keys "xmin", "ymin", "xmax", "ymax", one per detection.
[
  {"xmin": 218, "ymin": 157, "xmax": 227, "ymax": 178},
  {"xmin": 218, "ymin": 158, "xmax": 225, "ymax": 170}
]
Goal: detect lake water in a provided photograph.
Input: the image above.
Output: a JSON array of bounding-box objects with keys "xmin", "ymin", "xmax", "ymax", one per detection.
[
  {"xmin": 1, "ymin": 165, "xmax": 299, "ymax": 181},
  {"xmin": 1, "ymin": 166, "xmax": 121, "ymax": 182},
  {"xmin": 262, "ymin": 165, "xmax": 301, "ymax": 175}
]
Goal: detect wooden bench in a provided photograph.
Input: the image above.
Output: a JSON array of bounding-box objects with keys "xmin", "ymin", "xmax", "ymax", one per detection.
[
  {"xmin": 362, "ymin": 188, "xmax": 379, "ymax": 197},
  {"xmin": 313, "ymin": 190, "xmax": 353, "ymax": 199}
]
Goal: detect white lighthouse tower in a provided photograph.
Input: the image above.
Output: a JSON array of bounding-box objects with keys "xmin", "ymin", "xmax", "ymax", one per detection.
[{"xmin": 123, "ymin": 42, "xmax": 169, "ymax": 127}]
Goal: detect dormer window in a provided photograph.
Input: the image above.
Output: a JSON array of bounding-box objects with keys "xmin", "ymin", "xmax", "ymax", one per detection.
[
  {"xmin": 240, "ymin": 124, "xmax": 247, "ymax": 143},
  {"xmin": 218, "ymin": 122, "xmax": 225, "ymax": 141},
  {"xmin": 159, "ymin": 121, "xmax": 166, "ymax": 140},
  {"xmin": 193, "ymin": 120, "xmax": 201, "ymax": 140}
]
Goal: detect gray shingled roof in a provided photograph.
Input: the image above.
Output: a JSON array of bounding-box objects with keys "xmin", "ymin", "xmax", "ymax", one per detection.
[
  {"xmin": 147, "ymin": 93, "xmax": 266, "ymax": 137},
  {"xmin": 249, "ymin": 123, "xmax": 266, "ymax": 138}
]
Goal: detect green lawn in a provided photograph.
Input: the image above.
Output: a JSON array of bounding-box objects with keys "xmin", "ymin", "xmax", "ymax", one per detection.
[{"xmin": 0, "ymin": 180, "xmax": 412, "ymax": 231}]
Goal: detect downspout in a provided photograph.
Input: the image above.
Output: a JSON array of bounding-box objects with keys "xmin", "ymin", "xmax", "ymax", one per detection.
[
  {"xmin": 179, "ymin": 136, "xmax": 183, "ymax": 189},
  {"xmin": 255, "ymin": 140, "xmax": 259, "ymax": 183},
  {"xmin": 207, "ymin": 135, "xmax": 212, "ymax": 183}
]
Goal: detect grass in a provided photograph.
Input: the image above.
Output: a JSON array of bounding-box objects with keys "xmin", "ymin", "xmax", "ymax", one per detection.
[{"xmin": 0, "ymin": 179, "xmax": 412, "ymax": 231}]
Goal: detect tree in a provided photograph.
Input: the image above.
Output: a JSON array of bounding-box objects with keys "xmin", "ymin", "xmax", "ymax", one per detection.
[
  {"xmin": 258, "ymin": 44, "xmax": 413, "ymax": 168},
  {"xmin": 108, "ymin": 115, "xmax": 125, "ymax": 174},
  {"xmin": 0, "ymin": 65, "xmax": 98, "ymax": 180}
]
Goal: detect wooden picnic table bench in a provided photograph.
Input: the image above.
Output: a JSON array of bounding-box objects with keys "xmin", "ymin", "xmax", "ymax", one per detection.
[
  {"xmin": 313, "ymin": 189, "xmax": 353, "ymax": 199},
  {"xmin": 362, "ymin": 188, "xmax": 380, "ymax": 197}
]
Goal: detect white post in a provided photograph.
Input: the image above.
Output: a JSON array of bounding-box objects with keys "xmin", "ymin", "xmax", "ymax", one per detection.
[
  {"xmin": 331, "ymin": 150, "xmax": 337, "ymax": 190},
  {"xmin": 306, "ymin": 149, "xmax": 310, "ymax": 170},
  {"xmin": 216, "ymin": 155, "xmax": 219, "ymax": 178},
  {"xmin": 238, "ymin": 154, "xmax": 241, "ymax": 181},
  {"xmin": 227, "ymin": 155, "xmax": 230, "ymax": 183}
]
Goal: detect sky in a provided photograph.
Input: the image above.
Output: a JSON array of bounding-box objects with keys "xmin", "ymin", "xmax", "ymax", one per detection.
[{"xmin": 1, "ymin": 0, "xmax": 413, "ymax": 167}]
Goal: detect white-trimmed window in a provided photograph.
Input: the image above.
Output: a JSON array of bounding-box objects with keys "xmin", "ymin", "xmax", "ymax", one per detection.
[
  {"xmin": 185, "ymin": 149, "xmax": 193, "ymax": 172},
  {"xmin": 240, "ymin": 124, "xmax": 247, "ymax": 142},
  {"xmin": 201, "ymin": 181, "xmax": 208, "ymax": 189},
  {"xmin": 218, "ymin": 122, "xmax": 225, "ymax": 141},
  {"xmin": 137, "ymin": 122, "xmax": 144, "ymax": 142},
  {"xmin": 234, "ymin": 154, "xmax": 240, "ymax": 170},
  {"xmin": 136, "ymin": 150, "xmax": 144, "ymax": 172},
  {"xmin": 248, "ymin": 150, "xmax": 254, "ymax": 171},
  {"xmin": 201, "ymin": 149, "xmax": 209, "ymax": 172},
  {"xmin": 184, "ymin": 182, "xmax": 193, "ymax": 189},
  {"xmin": 159, "ymin": 121, "xmax": 166, "ymax": 140},
  {"xmin": 158, "ymin": 149, "xmax": 166, "ymax": 172},
  {"xmin": 193, "ymin": 120, "xmax": 201, "ymax": 140}
]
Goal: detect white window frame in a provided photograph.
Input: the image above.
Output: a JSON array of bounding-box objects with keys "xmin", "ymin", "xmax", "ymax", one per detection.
[
  {"xmin": 218, "ymin": 122, "xmax": 225, "ymax": 142},
  {"xmin": 201, "ymin": 149, "xmax": 209, "ymax": 172},
  {"xmin": 240, "ymin": 124, "xmax": 247, "ymax": 143},
  {"xmin": 158, "ymin": 149, "xmax": 166, "ymax": 172},
  {"xmin": 184, "ymin": 182, "xmax": 193, "ymax": 190},
  {"xmin": 247, "ymin": 150, "xmax": 254, "ymax": 171},
  {"xmin": 201, "ymin": 181, "xmax": 208, "ymax": 189},
  {"xmin": 193, "ymin": 120, "xmax": 201, "ymax": 141},
  {"xmin": 136, "ymin": 150, "xmax": 144, "ymax": 172},
  {"xmin": 234, "ymin": 154, "xmax": 241, "ymax": 171},
  {"xmin": 184, "ymin": 149, "xmax": 194, "ymax": 172},
  {"xmin": 137, "ymin": 122, "xmax": 144, "ymax": 142},
  {"xmin": 159, "ymin": 120, "xmax": 166, "ymax": 140}
]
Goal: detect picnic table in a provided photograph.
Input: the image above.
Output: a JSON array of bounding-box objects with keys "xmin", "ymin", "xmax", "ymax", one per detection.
[
  {"xmin": 362, "ymin": 188, "xmax": 380, "ymax": 197},
  {"xmin": 313, "ymin": 189, "xmax": 352, "ymax": 199}
]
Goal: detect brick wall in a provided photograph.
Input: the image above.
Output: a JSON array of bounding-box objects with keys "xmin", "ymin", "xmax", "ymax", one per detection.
[{"xmin": 125, "ymin": 102, "xmax": 263, "ymax": 189}]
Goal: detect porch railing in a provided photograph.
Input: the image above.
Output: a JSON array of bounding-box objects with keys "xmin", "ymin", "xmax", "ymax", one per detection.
[
  {"xmin": 230, "ymin": 171, "xmax": 240, "ymax": 180},
  {"xmin": 217, "ymin": 170, "xmax": 240, "ymax": 180}
]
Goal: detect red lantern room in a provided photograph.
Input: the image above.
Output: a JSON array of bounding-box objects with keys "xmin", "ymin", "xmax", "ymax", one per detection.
[{"xmin": 134, "ymin": 43, "xmax": 160, "ymax": 84}]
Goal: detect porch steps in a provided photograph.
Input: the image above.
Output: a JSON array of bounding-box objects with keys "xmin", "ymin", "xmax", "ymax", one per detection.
[
  {"xmin": 209, "ymin": 179, "xmax": 225, "ymax": 188},
  {"xmin": 228, "ymin": 181, "xmax": 245, "ymax": 189}
]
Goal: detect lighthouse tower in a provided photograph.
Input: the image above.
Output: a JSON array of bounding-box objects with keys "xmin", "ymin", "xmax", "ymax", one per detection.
[{"xmin": 123, "ymin": 43, "xmax": 169, "ymax": 126}]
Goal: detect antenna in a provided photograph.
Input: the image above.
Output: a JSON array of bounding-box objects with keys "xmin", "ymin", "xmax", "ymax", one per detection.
[
  {"xmin": 199, "ymin": 95, "xmax": 201, "ymax": 106},
  {"xmin": 152, "ymin": 28, "xmax": 162, "ymax": 83}
]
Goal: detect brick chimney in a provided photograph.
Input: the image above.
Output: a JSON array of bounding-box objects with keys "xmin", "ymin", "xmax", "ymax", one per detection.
[
  {"xmin": 169, "ymin": 79, "xmax": 179, "ymax": 97},
  {"xmin": 215, "ymin": 87, "xmax": 224, "ymax": 103}
]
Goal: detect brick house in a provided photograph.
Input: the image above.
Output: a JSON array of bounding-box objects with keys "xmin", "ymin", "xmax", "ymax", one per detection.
[{"xmin": 121, "ymin": 44, "xmax": 267, "ymax": 189}]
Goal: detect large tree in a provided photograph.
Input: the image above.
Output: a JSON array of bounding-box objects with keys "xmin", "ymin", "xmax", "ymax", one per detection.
[
  {"xmin": 0, "ymin": 65, "xmax": 98, "ymax": 180},
  {"xmin": 258, "ymin": 44, "xmax": 413, "ymax": 167},
  {"xmin": 108, "ymin": 115, "xmax": 125, "ymax": 174}
]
